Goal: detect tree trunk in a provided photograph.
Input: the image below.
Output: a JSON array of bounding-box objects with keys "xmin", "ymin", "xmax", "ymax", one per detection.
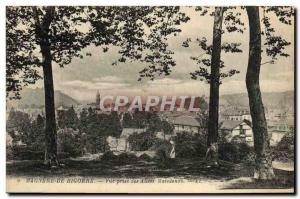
[
  {"xmin": 34, "ymin": 7, "xmax": 58, "ymax": 166},
  {"xmin": 206, "ymin": 7, "xmax": 224, "ymax": 165},
  {"xmin": 246, "ymin": 6, "xmax": 275, "ymax": 179},
  {"xmin": 41, "ymin": 42, "xmax": 58, "ymax": 166}
]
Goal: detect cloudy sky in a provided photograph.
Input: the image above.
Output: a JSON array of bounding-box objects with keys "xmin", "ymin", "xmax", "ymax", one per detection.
[{"xmin": 29, "ymin": 7, "xmax": 295, "ymax": 102}]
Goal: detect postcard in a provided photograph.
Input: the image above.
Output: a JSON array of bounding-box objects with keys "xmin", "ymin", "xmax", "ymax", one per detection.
[{"xmin": 6, "ymin": 6, "xmax": 295, "ymax": 193}]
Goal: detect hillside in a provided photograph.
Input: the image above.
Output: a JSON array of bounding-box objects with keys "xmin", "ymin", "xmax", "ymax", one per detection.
[
  {"xmin": 221, "ymin": 91, "xmax": 294, "ymax": 110},
  {"xmin": 7, "ymin": 88, "xmax": 80, "ymax": 108},
  {"xmin": 7, "ymin": 88, "xmax": 294, "ymax": 112}
]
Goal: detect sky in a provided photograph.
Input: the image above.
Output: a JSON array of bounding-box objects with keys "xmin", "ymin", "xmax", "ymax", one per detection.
[{"xmin": 28, "ymin": 7, "xmax": 294, "ymax": 102}]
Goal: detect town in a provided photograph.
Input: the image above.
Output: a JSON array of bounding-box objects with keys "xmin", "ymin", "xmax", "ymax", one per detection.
[
  {"xmin": 7, "ymin": 90, "xmax": 294, "ymax": 158},
  {"xmin": 6, "ymin": 5, "xmax": 295, "ymax": 193}
]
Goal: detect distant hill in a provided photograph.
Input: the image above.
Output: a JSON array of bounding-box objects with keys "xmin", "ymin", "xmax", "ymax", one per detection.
[
  {"xmin": 7, "ymin": 88, "xmax": 293, "ymax": 112},
  {"xmin": 7, "ymin": 88, "xmax": 80, "ymax": 108},
  {"xmin": 221, "ymin": 91, "xmax": 294, "ymax": 110}
]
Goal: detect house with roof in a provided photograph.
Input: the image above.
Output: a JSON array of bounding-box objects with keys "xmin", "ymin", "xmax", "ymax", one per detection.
[
  {"xmin": 170, "ymin": 115, "xmax": 203, "ymax": 135},
  {"xmin": 120, "ymin": 128, "xmax": 146, "ymax": 139},
  {"xmin": 106, "ymin": 136, "xmax": 131, "ymax": 152},
  {"xmin": 222, "ymin": 109, "xmax": 251, "ymax": 122},
  {"xmin": 56, "ymin": 105, "xmax": 68, "ymax": 115},
  {"xmin": 219, "ymin": 120, "xmax": 253, "ymax": 146},
  {"xmin": 106, "ymin": 128, "xmax": 146, "ymax": 152}
]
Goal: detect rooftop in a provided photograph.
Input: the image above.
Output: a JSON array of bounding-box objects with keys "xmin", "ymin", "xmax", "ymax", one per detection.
[
  {"xmin": 223, "ymin": 109, "xmax": 250, "ymax": 116},
  {"xmin": 172, "ymin": 116, "xmax": 202, "ymax": 127},
  {"xmin": 220, "ymin": 120, "xmax": 245, "ymax": 130},
  {"xmin": 120, "ymin": 128, "xmax": 145, "ymax": 138}
]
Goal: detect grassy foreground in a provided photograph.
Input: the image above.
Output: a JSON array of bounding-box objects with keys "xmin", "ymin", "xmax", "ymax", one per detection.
[{"xmin": 6, "ymin": 156, "xmax": 294, "ymax": 190}]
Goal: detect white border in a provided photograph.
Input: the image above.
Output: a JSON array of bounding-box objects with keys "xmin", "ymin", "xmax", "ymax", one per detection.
[{"xmin": 0, "ymin": 0, "xmax": 299, "ymax": 198}]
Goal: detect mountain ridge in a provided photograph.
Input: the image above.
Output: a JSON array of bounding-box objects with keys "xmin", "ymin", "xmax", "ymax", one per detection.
[
  {"xmin": 220, "ymin": 90, "xmax": 294, "ymax": 110},
  {"xmin": 7, "ymin": 88, "xmax": 294, "ymax": 111},
  {"xmin": 7, "ymin": 88, "xmax": 80, "ymax": 108}
]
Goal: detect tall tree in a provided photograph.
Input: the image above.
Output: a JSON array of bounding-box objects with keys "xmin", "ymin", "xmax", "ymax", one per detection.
[
  {"xmin": 206, "ymin": 7, "xmax": 224, "ymax": 164},
  {"xmin": 245, "ymin": 6, "xmax": 294, "ymax": 179},
  {"xmin": 122, "ymin": 112, "xmax": 134, "ymax": 128},
  {"xmin": 57, "ymin": 106, "xmax": 79, "ymax": 129},
  {"xmin": 78, "ymin": 108, "xmax": 88, "ymax": 133},
  {"xmin": 246, "ymin": 7, "xmax": 272, "ymax": 179},
  {"xmin": 6, "ymin": 6, "xmax": 189, "ymax": 166},
  {"xmin": 183, "ymin": 7, "xmax": 242, "ymax": 163},
  {"xmin": 127, "ymin": 6, "xmax": 294, "ymax": 178},
  {"xmin": 108, "ymin": 111, "xmax": 122, "ymax": 138},
  {"xmin": 160, "ymin": 120, "xmax": 174, "ymax": 139},
  {"xmin": 7, "ymin": 109, "xmax": 32, "ymax": 145}
]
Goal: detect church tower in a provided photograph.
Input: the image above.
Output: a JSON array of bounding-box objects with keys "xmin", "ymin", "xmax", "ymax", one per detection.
[{"xmin": 96, "ymin": 90, "xmax": 100, "ymax": 108}]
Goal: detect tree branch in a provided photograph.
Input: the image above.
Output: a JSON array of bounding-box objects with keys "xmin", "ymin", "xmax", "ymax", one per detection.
[{"xmin": 261, "ymin": 60, "xmax": 274, "ymax": 65}]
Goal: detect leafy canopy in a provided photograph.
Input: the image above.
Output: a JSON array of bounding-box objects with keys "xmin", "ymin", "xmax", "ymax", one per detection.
[
  {"xmin": 6, "ymin": 6, "xmax": 190, "ymax": 99},
  {"xmin": 141, "ymin": 6, "xmax": 294, "ymax": 84}
]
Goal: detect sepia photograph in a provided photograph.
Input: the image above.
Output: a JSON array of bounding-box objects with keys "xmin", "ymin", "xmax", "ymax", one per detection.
[{"xmin": 5, "ymin": 5, "xmax": 295, "ymax": 193}]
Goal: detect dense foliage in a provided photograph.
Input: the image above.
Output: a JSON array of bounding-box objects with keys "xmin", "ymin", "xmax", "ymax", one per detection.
[
  {"xmin": 7, "ymin": 107, "xmax": 177, "ymax": 158},
  {"xmin": 6, "ymin": 6, "xmax": 190, "ymax": 99},
  {"xmin": 173, "ymin": 133, "xmax": 207, "ymax": 158}
]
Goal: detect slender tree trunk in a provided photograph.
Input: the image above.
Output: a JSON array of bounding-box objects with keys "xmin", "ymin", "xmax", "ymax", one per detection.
[
  {"xmin": 41, "ymin": 43, "xmax": 58, "ymax": 166},
  {"xmin": 246, "ymin": 6, "xmax": 275, "ymax": 179},
  {"xmin": 206, "ymin": 7, "xmax": 224, "ymax": 165},
  {"xmin": 33, "ymin": 7, "xmax": 58, "ymax": 166}
]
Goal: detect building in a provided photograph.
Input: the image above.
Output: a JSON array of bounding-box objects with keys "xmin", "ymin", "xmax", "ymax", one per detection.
[
  {"xmin": 268, "ymin": 120, "xmax": 293, "ymax": 132},
  {"xmin": 222, "ymin": 109, "xmax": 251, "ymax": 121},
  {"xmin": 86, "ymin": 90, "xmax": 101, "ymax": 110},
  {"xmin": 267, "ymin": 120, "xmax": 293, "ymax": 146},
  {"xmin": 106, "ymin": 136, "xmax": 130, "ymax": 152},
  {"xmin": 170, "ymin": 115, "xmax": 203, "ymax": 135},
  {"xmin": 219, "ymin": 120, "xmax": 253, "ymax": 146},
  {"xmin": 56, "ymin": 105, "xmax": 68, "ymax": 121},
  {"xmin": 120, "ymin": 128, "xmax": 146, "ymax": 138},
  {"xmin": 107, "ymin": 128, "xmax": 146, "ymax": 152}
]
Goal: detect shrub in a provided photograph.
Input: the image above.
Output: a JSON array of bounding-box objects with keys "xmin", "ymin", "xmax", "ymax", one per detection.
[
  {"xmin": 243, "ymin": 151, "xmax": 255, "ymax": 163},
  {"xmin": 9, "ymin": 145, "xmax": 44, "ymax": 160},
  {"xmin": 57, "ymin": 128, "xmax": 83, "ymax": 157},
  {"xmin": 101, "ymin": 151, "xmax": 118, "ymax": 161},
  {"xmin": 218, "ymin": 142, "xmax": 252, "ymax": 163},
  {"xmin": 117, "ymin": 153, "xmax": 138, "ymax": 164},
  {"xmin": 276, "ymin": 134, "xmax": 294, "ymax": 151},
  {"xmin": 101, "ymin": 152, "xmax": 140, "ymax": 164},
  {"xmin": 128, "ymin": 131, "xmax": 159, "ymax": 151},
  {"xmin": 154, "ymin": 142, "xmax": 172, "ymax": 166},
  {"xmin": 6, "ymin": 146, "xmax": 14, "ymax": 160},
  {"xmin": 272, "ymin": 133, "xmax": 294, "ymax": 162},
  {"xmin": 173, "ymin": 133, "xmax": 206, "ymax": 158},
  {"xmin": 138, "ymin": 153, "xmax": 153, "ymax": 162},
  {"xmin": 154, "ymin": 140, "xmax": 172, "ymax": 157},
  {"xmin": 85, "ymin": 134, "xmax": 109, "ymax": 154}
]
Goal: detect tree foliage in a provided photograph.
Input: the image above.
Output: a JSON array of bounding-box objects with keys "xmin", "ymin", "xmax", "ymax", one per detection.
[
  {"xmin": 7, "ymin": 109, "xmax": 45, "ymax": 150},
  {"xmin": 134, "ymin": 6, "xmax": 294, "ymax": 83},
  {"xmin": 183, "ymin": 7, "xmax": 244, "ymax": 85},
  {"xmin": 6, "ymin": 6, "xmax": 190, "ymax": 99},
  {"xmin": 261, "ymin": 7, "xmax": 294, "ymax": 63}
]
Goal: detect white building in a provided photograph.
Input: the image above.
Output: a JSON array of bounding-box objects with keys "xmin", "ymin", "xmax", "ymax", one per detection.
[
  {"xmin": 220, "ymin": 120, "xmax": 253, "ymax": 146},
  {"xmin": 171, "ymin": 115, "xmax": 203, "ymax": 135},
  {"xmin": 107, "ymin": 128, "xmax": 146, "ymax": 152},
  {"xmin": 222, "ymin": 109, "xmax": 251, "ymax": 121}
]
